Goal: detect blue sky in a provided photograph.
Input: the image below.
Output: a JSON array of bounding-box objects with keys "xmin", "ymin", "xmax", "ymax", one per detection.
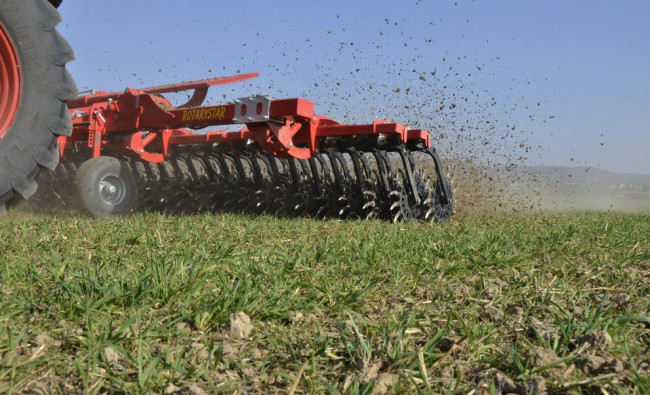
[{"xmin": 58, "ymin": 1, "xmax": 650, "ymax": 174}]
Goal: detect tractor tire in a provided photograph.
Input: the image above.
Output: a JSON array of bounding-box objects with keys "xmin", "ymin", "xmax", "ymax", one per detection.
[
  {"xmin": 0, "ymin": 0, "xmax": 76, "ymax": 212},
  {"xmin": 76, "ymin": 156, "xmax": 138, "ymax": 217}
]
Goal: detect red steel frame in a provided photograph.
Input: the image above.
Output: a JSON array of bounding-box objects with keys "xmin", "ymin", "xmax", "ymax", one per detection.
[{"xmin": 63, "ymin": 73, "xmax": 432, "ymax": 163}]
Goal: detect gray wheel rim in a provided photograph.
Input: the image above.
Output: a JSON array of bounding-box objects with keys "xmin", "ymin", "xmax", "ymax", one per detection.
[{"xmin": 98, "ymin": 174, "xmax": 126, "ymax": 206}]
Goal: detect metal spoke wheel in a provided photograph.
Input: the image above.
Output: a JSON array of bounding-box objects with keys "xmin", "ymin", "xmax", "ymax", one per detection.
[{"xmin": 431, "ymin": 178, "xmax": 454, "ymax": 222}]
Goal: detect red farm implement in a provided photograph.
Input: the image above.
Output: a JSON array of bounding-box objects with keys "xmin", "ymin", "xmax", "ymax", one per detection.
[{"xmin": 46, "ymin": 73, "xmax": 453, "ymax": 221}]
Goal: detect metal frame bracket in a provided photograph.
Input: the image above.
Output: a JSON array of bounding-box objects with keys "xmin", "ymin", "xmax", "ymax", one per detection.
[{"xmin": 233, "ymin": 96, "xmax": 272, "ymax": 123}]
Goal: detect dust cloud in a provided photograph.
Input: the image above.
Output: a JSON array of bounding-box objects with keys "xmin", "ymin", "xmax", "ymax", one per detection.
[{"xmin": 264, "ymin": 11, "xmax": 650, "ymax": 217}]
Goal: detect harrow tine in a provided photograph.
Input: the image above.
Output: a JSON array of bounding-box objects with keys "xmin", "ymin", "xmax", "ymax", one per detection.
[{"xmin": 327, "ymin": 152, "xmax": 350, "ymax": 218}]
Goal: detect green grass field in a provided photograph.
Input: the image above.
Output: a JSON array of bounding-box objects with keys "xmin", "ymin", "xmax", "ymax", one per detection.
[{"xmin": 1, "ymin": 212, "xmax": 648, "ymax": 394}]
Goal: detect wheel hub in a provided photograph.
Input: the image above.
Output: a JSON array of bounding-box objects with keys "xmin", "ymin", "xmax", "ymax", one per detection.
[
  {"xmin": 99, "ymin": 174, "xmax": 126, "ymax": 206},
  {"xmin": 0, "ymin": 21, "xmax": 22, "ymax": 141}
]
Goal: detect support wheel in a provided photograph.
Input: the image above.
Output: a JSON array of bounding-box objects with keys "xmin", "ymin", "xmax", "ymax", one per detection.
[{"xmin": 76, "ymin": 157, "xmax": 138, "ymax": 217}]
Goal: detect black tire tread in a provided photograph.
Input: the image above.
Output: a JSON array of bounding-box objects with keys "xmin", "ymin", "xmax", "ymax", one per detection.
[{"xmin": 0, "ymin": 0, "xmax": 76, "ymax": 211}]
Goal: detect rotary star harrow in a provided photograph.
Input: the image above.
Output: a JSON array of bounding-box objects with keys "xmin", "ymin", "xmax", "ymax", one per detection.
[{"xmin": 45, "ymin": 72, "xmax": 453, "ymax": 222}]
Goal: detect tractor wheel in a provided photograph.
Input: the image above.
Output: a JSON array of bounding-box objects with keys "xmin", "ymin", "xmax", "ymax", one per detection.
[
  {"xmin": 76, "ymin": 157, "xmax": 138, "ymax": 217},
  {"xmin": 0, "ymin": 0, "xmax": 76, "ymax": 212}
]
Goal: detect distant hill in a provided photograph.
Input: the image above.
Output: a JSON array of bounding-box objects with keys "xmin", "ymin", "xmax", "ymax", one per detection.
[
  {"xmin": 447, "ymin": 161, "xmax": 650, "ymax": 215},
  {"xmin": 504, "ymin": 165, "xmax": 650, "ymax": 197}
]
